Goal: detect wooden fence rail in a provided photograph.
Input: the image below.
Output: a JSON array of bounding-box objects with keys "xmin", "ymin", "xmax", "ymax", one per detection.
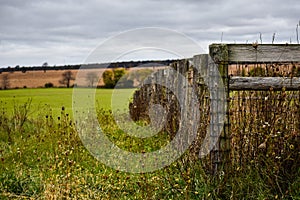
[{"xmin": 229, "ymin": 76, "xmax": 300, "ymax": 90}]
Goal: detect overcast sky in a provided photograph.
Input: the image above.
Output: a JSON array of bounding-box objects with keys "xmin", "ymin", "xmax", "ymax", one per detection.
[{"xmin": 0, "ymin": 0, "xmax": 299, "ymax": 67}]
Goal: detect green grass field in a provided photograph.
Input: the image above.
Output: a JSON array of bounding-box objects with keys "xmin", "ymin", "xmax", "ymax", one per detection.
[
  {"xmin": 0, "ymin": 88, "xmax": 135, "ymax": 117},
  {"xmin": 0, "ymin": 88, "xmax": 208, "ymax": 199},
  {"xmin": 0, "ymin": 88, "xmax": 299, "ymax": 199}
]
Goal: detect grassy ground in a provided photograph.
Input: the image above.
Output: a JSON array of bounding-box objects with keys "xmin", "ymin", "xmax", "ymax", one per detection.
[
  {"xmin": 0, "ymin": 88, "xmax": 299, "ymax": 199},
  {"xmin": 0, "ymin": 88, "xmax": 135, "ymax": 117},
  {"xmin": 0, "ymin": 88, "xmax": 208, "ymax": 199}
]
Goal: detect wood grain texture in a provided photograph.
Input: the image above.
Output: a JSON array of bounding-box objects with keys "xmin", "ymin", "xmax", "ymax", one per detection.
[
  {"xmin": 210, "ymin": 44, "xmax": 300, "ymax": 63},
  {"xmin": 229, "ymin": 76, "xmax": 300, "ymax": 90}
]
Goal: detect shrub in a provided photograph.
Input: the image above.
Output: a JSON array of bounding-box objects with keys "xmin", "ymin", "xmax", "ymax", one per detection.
[
  {"xmin": 102, "ymin": 68, "xmax": 127, "ymax": 88},
  {"xmin": 102, "ymin": 70, "xmax": 115, "ymax": 88},
  {"xmin": 44, "ymin": 82, "xmax": 54, "ymax": 88}
]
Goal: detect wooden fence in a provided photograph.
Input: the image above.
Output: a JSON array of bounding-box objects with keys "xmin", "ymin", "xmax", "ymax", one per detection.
[{"xmin": 129, "ymin": 44, "xmax": 300, "ymax": 175}]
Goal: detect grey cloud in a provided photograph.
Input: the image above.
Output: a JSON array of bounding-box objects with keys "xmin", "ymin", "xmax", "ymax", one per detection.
[{"xmin": 0, "ymin": 0, "xmax": 299, "ymax": 67}]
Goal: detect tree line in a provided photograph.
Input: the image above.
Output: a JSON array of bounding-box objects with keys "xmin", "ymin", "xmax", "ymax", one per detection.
[{"xmin": 0, "ymin": 60, "xmax": 175, "ymax": 73}]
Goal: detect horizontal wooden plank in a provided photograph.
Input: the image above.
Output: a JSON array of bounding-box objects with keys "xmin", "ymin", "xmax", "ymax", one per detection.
[
  {"xmin": 229, "ymin": 76, "xmax": 300, "ymax": 90},
  {"xmin": 210, "ymin": 44, "xmax": 300, "ymax": 63}
]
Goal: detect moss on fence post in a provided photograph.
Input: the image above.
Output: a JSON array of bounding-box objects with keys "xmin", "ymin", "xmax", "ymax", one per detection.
[{"xmin": 209, "ymin": 44, "xmax": 231, "ymax": 176}]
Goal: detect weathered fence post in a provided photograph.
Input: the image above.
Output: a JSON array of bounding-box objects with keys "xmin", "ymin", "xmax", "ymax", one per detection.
[{"xmin": 209, "ymin": 44, "xmax": 231, "ymax": 175}]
